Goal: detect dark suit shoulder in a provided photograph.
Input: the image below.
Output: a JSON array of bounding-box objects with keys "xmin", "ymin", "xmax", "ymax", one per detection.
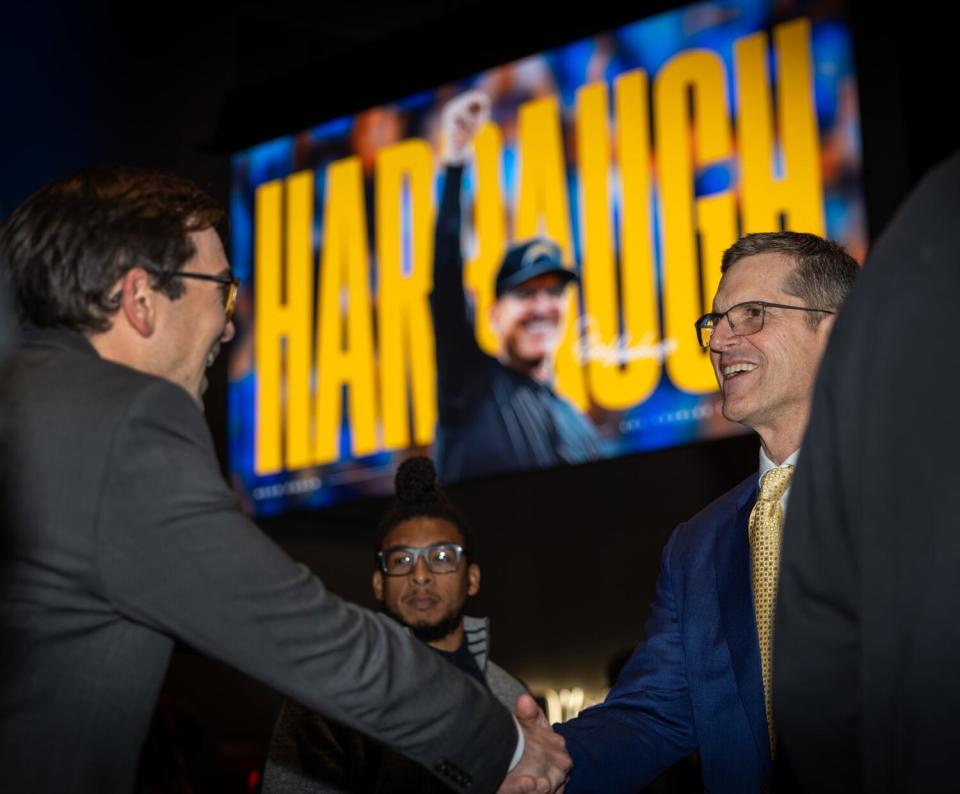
[
  {"xmin": 11, "ymin": 329, "xmax": 207, "ymax": 444},
  {"xmin": 666, "ymin": 473, "xmax": 757, "ymax": 559},
  {"xmin": 15, "ymin": 328, "xmax": 181, "ymax": 401}
]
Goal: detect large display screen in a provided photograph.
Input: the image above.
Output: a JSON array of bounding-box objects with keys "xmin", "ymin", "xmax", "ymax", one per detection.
[{"xmin": 228, "ymin": 0, "xmax": 865, "ymax": 517}]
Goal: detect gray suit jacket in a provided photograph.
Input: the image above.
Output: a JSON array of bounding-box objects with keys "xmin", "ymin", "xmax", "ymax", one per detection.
[{"xmin": 0, "ymin": 328, "xmax": 516, "ymax": 793}]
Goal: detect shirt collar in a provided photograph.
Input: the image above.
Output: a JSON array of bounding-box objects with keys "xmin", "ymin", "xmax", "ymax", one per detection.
[{"xmin": 758, "ymin": 446, "xmax": 800, "ymax": 480}]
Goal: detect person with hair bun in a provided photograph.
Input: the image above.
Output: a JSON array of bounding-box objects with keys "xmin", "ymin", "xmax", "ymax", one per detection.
[{"xmin": 263, "ymin": 457, "xmax": 528, "ymax": 793}]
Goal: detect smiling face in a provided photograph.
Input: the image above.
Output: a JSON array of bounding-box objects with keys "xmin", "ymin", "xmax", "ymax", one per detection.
[
  {"xmin": 372, "ymin": 516, "xmax": 479, "ymax": 652},
  {"xmin": 490, "ymin": 272, "xmax": 569, "ymax": 377},
  {"xmin": 159, "ymin": 228, "xmax": 236, "ymax": 405},
  {"xmin": 709, "ymin": 252, "xmax": 834, "ymax": 461}
]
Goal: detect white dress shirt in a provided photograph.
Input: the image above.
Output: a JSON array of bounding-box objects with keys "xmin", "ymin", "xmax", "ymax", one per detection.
[{"xmin": 758, "ymin": 447, "xmax": 800, "ymax": 513}]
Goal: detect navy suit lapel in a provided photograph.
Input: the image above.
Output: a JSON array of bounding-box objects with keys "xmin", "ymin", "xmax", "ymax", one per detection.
[{"xmin": 714, "ymin": 478, "xmax": 772, "ymax": 766}]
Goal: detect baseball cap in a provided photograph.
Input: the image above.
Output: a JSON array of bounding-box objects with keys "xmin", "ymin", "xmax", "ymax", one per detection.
[{"xmin": 494, "ymin": 238, "xmax": 578, "ymax": 298}]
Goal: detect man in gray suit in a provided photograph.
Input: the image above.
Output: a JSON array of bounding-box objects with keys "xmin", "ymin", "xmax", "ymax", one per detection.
[{"xmin": 0, "ymin": 167, "xmax": 569, "ymax": 794}]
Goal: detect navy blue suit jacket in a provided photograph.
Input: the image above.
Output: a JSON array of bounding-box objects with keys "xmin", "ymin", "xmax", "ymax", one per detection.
[{"xmin": 558, "ymin": 474, "xmax": 771, "ymax": 793}]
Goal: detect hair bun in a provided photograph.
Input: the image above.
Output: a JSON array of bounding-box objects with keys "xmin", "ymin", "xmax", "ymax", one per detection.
[{"xmin": 394, "ymin": 457, "xmax": 442, "ymax": 505}]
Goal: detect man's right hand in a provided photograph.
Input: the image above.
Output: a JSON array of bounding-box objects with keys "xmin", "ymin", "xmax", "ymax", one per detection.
[
  {"xmin": 498, "ymin": 694, "xmax": 571, "ymax": 794},
  {"xmin": 441, "ymin": 90, "xmax": 491, "ymax": 166}
]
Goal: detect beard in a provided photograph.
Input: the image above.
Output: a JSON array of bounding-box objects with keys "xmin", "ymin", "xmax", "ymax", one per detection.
[
  {"xmin": 505, "ymin": 337, "xmax": 549, "ymax": 374},
  {"xmin": 383, "ymin": 603, "xmax": 465, "ymax": 644}
]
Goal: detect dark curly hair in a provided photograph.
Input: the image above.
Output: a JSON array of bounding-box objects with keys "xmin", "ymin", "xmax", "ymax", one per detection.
[
  {"xmin": 0, "ymin": 166, "xmax": 224, "ymax": 333},
  {"xmin": 373, "ymin": 457, "xmax": 475, "ymax": 567}
]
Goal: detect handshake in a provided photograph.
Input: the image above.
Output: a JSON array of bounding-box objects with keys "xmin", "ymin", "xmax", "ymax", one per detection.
[{"xmin": 499, "ymin": 694, "xmax": 572, "ymax": 794}]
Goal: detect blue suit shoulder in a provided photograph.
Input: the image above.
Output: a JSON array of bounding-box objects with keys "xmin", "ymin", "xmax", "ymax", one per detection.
[{"xmin": 666, "ymin": 473, "xmax": 757, "ymax": 560}]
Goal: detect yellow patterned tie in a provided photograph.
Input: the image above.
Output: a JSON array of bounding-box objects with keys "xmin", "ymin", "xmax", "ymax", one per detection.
[{"xmin": 748, "ymin": 464, "xmax": 795, "ymax": 755}]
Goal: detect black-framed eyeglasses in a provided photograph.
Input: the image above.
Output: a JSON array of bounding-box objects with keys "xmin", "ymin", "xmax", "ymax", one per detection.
[
  {"xmin": 694, "ymin": 300, "xmax": 834, "ymax": 348},
  {"xmin": 148, "ymin": 269, "xmax": 240, "ymax": 321},
  {"xmin": 377, "ymin": 543, "xmax": 465, "ymax": 576}
]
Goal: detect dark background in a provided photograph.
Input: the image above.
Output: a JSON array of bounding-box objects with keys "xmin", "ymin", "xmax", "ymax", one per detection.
[{"xmin": 2, "ymin": 0, "xmax": 955, "ymax": 789}]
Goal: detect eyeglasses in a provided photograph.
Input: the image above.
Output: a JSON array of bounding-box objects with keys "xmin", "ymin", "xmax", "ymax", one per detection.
[
  {"xmin": 377, "ymin": 543, "xmax": 465, "ymax": 576},
  {"xmin": 146, "ymin": 269, "xmax": 240, "ymax": 321},
  {"xmin": 694, "ymin": 300, "xmax": 834, "ymax": 348},
  {"xmin": 172, "ymin": 271, "xmax": 240, "ymax": 321},
  {"xmin": 508, "ymin": 283, "xmax": 567, "ymax": 301}
]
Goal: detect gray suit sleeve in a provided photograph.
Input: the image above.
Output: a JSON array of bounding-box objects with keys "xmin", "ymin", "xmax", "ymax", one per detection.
[{"xmin": 95, "ymin": 379, "xmax": 517, "ymax": 794}]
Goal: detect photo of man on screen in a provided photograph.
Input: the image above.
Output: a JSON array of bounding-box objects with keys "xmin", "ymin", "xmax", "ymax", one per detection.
[{"xmin": 430, "ymin": 91, "xmax": 601, "ymax": 484}]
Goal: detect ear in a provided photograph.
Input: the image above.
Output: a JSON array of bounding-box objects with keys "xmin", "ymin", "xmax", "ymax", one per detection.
[
  {"xmin": 466, "ymin": 563, "xmax": 480, "ymax": 597},
  {"xmin": 816, "ymin": 312, "xmax": 838, "ymax": 341},
  {"xmin": 119, "ymin": 268, "xmax": 157, "ymax": 338},
  {"xmin": 371, "ymin": 570, "xmax": 385, "ymax": 603}
]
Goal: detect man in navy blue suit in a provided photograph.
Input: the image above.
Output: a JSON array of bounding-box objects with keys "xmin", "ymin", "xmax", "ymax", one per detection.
[{"xmin": 557, "ymin": 232, "xmax": 859, "ymax": 792}]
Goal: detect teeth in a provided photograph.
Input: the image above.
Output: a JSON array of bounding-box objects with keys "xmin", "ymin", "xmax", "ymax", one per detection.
[
  {"xmin": 723, "ymin": 362, "xmax": 757, "ymax": 377},
  {"xmin": 524, "ymin": 321, "xmax": 553, "ymax": 333}
]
